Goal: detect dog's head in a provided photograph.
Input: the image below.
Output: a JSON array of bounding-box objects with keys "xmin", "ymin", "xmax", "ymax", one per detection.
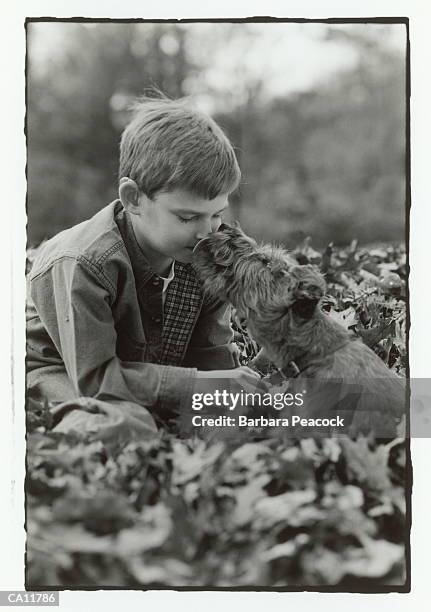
[
  {"xmin": 192, "ymin": 222, "xmax": 326, "ymax": 327},
  {"xmin": 192, "ymin": 222, "xmax": 257, "ymax": 300},
  {"xmin": 193, "ymin": 222, "xmax": 257, "ymax": 267}
]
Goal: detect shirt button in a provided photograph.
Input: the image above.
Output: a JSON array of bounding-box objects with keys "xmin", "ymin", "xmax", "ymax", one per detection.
[
  {"xmin": 152, "ymin": 316, "xmax": 162, "ymax": 324},
  {"xmin": 152, "ymin": 278, "xmax": 161, "ymax": 287}
]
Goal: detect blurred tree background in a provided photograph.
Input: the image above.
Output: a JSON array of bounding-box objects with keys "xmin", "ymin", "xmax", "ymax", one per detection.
[{"xmin": 26, "ymin": 21, "xmax": 406, "ymax": 247}]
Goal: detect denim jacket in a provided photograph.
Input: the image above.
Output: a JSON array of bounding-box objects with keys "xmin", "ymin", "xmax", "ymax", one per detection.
[{"xmin": 27, "ymin": 201, "xmax": 239, "ymax": 414}]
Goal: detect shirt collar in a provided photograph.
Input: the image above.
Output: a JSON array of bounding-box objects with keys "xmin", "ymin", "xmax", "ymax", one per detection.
[{"xmin": 159, "ymin": 260, "xmax": 175, "ymax": 284}]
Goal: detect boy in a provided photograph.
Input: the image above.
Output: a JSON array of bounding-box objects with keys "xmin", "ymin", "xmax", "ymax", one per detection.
[{"xmin": 26, "ymin": 96, "xmax": 259, "ymax": 426}]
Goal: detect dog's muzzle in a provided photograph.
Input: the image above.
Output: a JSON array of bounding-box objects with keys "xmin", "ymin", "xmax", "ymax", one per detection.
[
  {"xmin": 192, "ymin": 223, "xmax": 231, "ymax": 254},
  {"xmin": 192, "ymin": 237, "xmax": 209, "ymax": 255}
]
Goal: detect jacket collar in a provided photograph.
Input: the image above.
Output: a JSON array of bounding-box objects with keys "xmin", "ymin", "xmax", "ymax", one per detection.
[
  {"xmin": 115, "ymin": 202, "xmax": 162, "ymax": 289},
  {"xmin": 114, "ymin": 200, "xmax": 197, "ymax": 292}
]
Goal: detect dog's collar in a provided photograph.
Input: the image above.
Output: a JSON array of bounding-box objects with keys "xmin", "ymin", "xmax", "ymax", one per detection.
[
  {"xmin": 280, "ymin": 359, "xmax": 305, "ymax": 379},
  {"xmin": 280, "ymin": 340, "xmax": 352, "ymax": 379}
]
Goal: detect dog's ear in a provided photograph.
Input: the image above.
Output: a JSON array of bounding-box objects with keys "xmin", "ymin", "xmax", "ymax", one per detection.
[
  {"xmin": 217, "ymin": 220, "xmax": 241, "ymax": 232},
  {"xmin": 218, "ymin": 222, "xmax": 232, "ymax": 232},
  {"xmin": 290, "ymin": 265, "xmax": 326, "ymax": 319},
  {"xmin": 291, "ymin": 297, "xmax": 320, "ymax": 319}
]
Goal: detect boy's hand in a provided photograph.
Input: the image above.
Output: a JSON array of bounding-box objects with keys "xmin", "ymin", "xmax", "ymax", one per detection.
[
  {"xmin": 161, "ymin": 367, "xmax": 268, "ymax": 431},
  {"xmin": 194, "ymin": 365, "xmax": 265, "ymax": 397}
]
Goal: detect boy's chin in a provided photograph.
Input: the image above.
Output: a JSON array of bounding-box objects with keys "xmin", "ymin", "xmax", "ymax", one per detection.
[{"xmin": 174, "ymin": 247, "xmax": 194, "ymax": 264}]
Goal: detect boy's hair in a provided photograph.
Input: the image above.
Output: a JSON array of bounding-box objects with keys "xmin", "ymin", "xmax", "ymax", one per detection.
[{"xmin": 119, "ymin": 95, "xmax": 241, "ymax": 200}]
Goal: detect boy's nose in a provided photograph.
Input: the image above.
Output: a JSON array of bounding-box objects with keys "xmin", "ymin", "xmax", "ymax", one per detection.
[{"xmin": 195, "ymin": 217, "xmax": 219, "ymax": 239}]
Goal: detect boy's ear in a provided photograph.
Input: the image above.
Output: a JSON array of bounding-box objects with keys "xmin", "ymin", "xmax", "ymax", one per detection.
[{"xmin": 119, "ymin": 178, "xmax": 143, "ymax": 215}]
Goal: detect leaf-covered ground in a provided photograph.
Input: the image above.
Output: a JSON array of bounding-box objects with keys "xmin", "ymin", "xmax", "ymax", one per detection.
[{"xmin": 26, "ymin": 240, "xmax": 409, "ymax": 589}]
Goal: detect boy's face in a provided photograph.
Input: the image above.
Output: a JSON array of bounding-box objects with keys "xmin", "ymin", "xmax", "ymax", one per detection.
[{"xmin": 133, "ymin": 188, "xmax": 230, "ymax": 267}]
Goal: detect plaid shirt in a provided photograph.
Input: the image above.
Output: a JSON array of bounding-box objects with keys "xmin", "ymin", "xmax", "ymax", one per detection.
[
  {"xmin": 27, "ymin": 201, "xmax": 239, "ymax": 414},
  {"xmin": 160, "ymin": 263, "xmax": 204, "ymax": 365}
]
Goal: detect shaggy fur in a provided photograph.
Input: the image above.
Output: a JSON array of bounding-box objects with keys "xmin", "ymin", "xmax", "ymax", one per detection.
[{"xmin": 193, "ymin": 223, "xmax": 405, "ymax": 437}]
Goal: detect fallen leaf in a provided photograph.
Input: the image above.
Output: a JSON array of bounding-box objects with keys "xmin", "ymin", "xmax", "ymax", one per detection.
[
  {"xmin": 255, "ymin": 489, "xmax": 317, "ymax": 526},
  {"xmin": 171, "ymin": 440, "xmax": 224, "ymax": 485},
  {"xmin": 232, "ymin": 474, "xmax": 271, "ymax": 526},
  {"xmin": 327, "ymin": 306, "xmax": 357, "ymax": 330},
  {"xmin": 343, "ymin": 539, "xmax": 404, "ymax": 578}
]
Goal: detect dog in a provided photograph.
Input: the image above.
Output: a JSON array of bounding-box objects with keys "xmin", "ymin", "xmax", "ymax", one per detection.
[{"xmin": 192, "ymin": 223, "xmax": 406, "ymax": 437}]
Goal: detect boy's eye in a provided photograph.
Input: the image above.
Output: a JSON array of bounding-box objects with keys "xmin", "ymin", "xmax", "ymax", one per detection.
[
  {"xmin": 178, "ymin": 216, "xmax": 198, "ymax": 223},
  {"xmin": 177, "ymin": 212, "xmax": 224, "ymax": 224}
]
